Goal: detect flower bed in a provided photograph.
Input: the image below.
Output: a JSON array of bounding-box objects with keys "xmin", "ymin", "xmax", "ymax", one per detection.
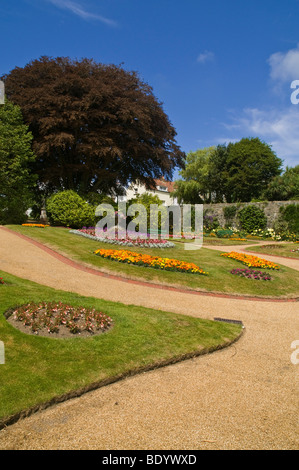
[
  {"xmin": 0, "ymin": 277, "xmax": 4, "ymax": 285},
  {"xmin": 94, "ymin": 248, "xmax": 208, "ymax": 275},
  {"xmin": 230, "ymin": 268, "xmax": 272, "ymax": 281},
  {"xmin": 221, "ymin": 252, "xmax": 280, "ymax": 270},
  {"xmin": 22, "ymin": 224, "xmax": 50, "ymax": 228},
  {"xmin": 7, "ymin": 302, "xmax": 113, "ymax": 337},
  {"xmin": 70, "ymin": 228, "xmax": 175, "ymax": 248},
  {"xmin": 229, "ymin": 238, "xmax": 247, "ymax": 241}
]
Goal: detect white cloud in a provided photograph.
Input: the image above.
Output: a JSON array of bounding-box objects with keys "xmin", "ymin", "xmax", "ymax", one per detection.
[
  {"xmin": 219, "ymin": 106, "xmax": 299, "ymax": 167},
  {"xmin": 213, "ymin": 46, "xmax": 299, "ymax": 168},
  {"xmin": 268, "ymin": 44, "xmax": 299, "ymax": 83},
  {"xmin": 47, "ymin": 0, "xmax": 117, "ymax": 26},
  {"xmin": 197, "ymin": 50, "xmax": 214, "ymax": 64}
]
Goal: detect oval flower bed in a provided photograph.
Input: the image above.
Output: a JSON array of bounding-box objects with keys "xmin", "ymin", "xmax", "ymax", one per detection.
[
  {"xmin": 221, "ymin": 252, "xmax": 280, "ymax": 270},
  {"xmin": 6, "ymin": 302, "xmax": 113, "ymax": 338},
  {"xmin": 70, "ymin": 228, "xmax": 175, "ymax": 248},
  {"xmin": 231, "ymin": 268, "xmax": 272, "ymax": 281},
  {"xmin": 94, "ymin": 248, "xmax": 208, "ymax": 275}
]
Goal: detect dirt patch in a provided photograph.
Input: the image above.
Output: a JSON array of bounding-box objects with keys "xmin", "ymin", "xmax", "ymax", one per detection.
[{"xmin": 4, "ymin": 303, "xmax": 113, "ymax": 339}]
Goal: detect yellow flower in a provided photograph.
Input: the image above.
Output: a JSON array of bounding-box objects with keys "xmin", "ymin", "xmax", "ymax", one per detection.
[
  {"xmin": 94, "ymin": 248, "xmax": 208, "ymax": 275},
  {"xmin": 221, "ymin": 252, "xmax": 280, "ymax": 270}
]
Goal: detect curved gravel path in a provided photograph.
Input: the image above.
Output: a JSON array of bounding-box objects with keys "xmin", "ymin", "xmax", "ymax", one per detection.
[
  {"xmin": 0, "ymin": 228, "xmax": 298, "ymax": 450},
  {"xmin": 204, "ymin": 241, "xmax": 299, "ymax": 271}
]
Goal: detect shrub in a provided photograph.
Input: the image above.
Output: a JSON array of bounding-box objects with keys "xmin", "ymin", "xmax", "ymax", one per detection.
[
  {"xmin": 238, "ymin": 205, "xmax": 267, "ymax": 233},
  {"xmin": 203, "ymin": 214, "xmax": 219, "ymax": 232},
  {"xmin": 216, "ymin": 228, "xmax": 234, "ymax": 238},
  {"xmin": 46, "ymin": 190, "xmax": 96, "ymax": 228},
  {"xmin": 279, "ymin": 204, "xmax": 299, "ymax": 234}
]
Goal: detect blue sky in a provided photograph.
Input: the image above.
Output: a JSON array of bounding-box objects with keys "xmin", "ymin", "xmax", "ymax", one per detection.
[{"xmin": 1, "ymin": 0, "xmax": 299, "ymax": 179}]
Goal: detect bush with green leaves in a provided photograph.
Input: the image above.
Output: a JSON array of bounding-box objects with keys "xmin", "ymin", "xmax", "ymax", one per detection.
[
  {"xmin": 216, "ymin": 228, "xmax": 234, "ymax": 238},
  {"xmin": 203, "ymin": 213, "xmax": 219, "ymax": 232},
  {"xmin": 46, "ymin": 190, "xmax": 96, "ymax": 228},
  {"xmin": 278, "ymin": 204, "xmax": 299, "ymax": 234},
  {"xmin": 238, "ymin": 205, "xmax": 267, "ymax": 233}
]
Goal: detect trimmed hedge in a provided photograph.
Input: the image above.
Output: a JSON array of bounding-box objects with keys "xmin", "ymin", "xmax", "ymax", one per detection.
[
  {"xmin": 238, "ymin": 205, "xmax": 267, "ymax": 233},
  {"xmin": 46, "ymin": 190, "xmax": 96, "ymax": 229},
  {"xmin": 279, "ymin": 204, "xmax": 299, "ymax": 234}
]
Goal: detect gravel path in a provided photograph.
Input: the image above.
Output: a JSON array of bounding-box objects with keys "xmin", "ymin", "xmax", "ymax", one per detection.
[
  {"xmin": 0, "ymin": 228, "xmax": 298, "ymax": 450},
  {"xmin": 205, "ymin": 241, "xmax": 299, "ymax": 271}
]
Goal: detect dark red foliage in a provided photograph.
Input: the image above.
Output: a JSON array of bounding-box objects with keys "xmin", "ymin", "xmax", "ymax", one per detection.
[{"xmin": 3, "ymin": 56, "xmax": 185, "ymax": 195}]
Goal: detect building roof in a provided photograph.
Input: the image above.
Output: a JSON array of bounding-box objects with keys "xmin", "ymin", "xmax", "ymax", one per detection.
[{"xmin": 151, "ymin": 177, "xmax": 175, "ymax": 193}]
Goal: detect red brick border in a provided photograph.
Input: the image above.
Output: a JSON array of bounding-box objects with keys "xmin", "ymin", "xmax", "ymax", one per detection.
[{"xmin": 1, "ymin": 226, "xmax": 298, "ymax": 303}]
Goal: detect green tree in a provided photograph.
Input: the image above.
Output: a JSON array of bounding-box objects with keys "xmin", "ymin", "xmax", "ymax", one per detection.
[
  {"xmin": 208, "ymin": 144, "xmax": 229, "ymax": 202},
  {"xmin": 3, "ymin": 56, "xmax": 184, "ymax": 198},
  {"xmin": 263, "ymin": 165, "xmax": 299, "ymax": 201},
  {"xmin": 173, "ymin": 147, "xmax": 216, "ymax": 203},
  {"xmin": 209, "ymin": 138, "xmax": 282, "ymax": 202},
  {"xmin": 0, "ymin": 99, "xmax": 36, "ymax": 224}
]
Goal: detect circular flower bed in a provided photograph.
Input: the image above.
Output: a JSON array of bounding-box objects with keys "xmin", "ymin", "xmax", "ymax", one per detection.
[
  {"xmin": 94, "ymin": 248, "xmax": 208, "ymax": 275},
  {"xmin": 70, "ymin": 228, "xmax": 175, "ymax": 248},
  {"xmin": 6, "ymin": 302, "xmax": 113, "ymax": 338},
  {"xmin": 231, "ymin": 268, "xmax": 272, "ymax": 281}
]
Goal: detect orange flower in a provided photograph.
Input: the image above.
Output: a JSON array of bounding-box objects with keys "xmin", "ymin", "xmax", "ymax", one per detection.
[
  {"xmin": 94, "ymin": 248, "xmax": 208, "ymax": 275},
  {"xmin": 22, "ymin": 224, "xmax": 49, "ymax": 228},
  {"xmin": 221, "ymin": 252, "xmax": 280, "ymax": 270}
]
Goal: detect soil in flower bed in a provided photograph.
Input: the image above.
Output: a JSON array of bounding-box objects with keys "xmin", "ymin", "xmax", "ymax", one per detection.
[{"xmin": 5, "ymin": 302, "xmax": 113, "ymax": 339}]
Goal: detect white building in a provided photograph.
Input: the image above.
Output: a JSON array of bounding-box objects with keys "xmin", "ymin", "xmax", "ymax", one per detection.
[{"xmin": 117, "ymin": 177, "xmax": 178, "ymax": 206}]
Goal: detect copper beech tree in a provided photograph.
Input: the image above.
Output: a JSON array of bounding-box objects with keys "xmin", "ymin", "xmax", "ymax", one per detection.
[{"xmin": 3, "ymin": 56, "xmax": 185, "ymax": 196}]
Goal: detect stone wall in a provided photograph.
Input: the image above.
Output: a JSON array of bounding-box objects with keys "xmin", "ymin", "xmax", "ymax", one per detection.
[{"xmin": 203, "ymin": 201, "xmax": 299, "ymax": 229}]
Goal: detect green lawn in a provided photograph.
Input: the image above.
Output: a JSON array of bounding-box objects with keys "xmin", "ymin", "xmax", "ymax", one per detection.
[
  {"xmin": 0, "ymin": 270, "xmax": 242, "ymax": 426},
  {"xmin": 244, "ymin": 242, "xmax": 299, "ymax": 258},
  {"xmin": 202, "ymin": 236, "xmax": 257, "ymax": 246},
  {"xmin": 5, "ymin": 225, "xmax": 299, "ymax": 298}
]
